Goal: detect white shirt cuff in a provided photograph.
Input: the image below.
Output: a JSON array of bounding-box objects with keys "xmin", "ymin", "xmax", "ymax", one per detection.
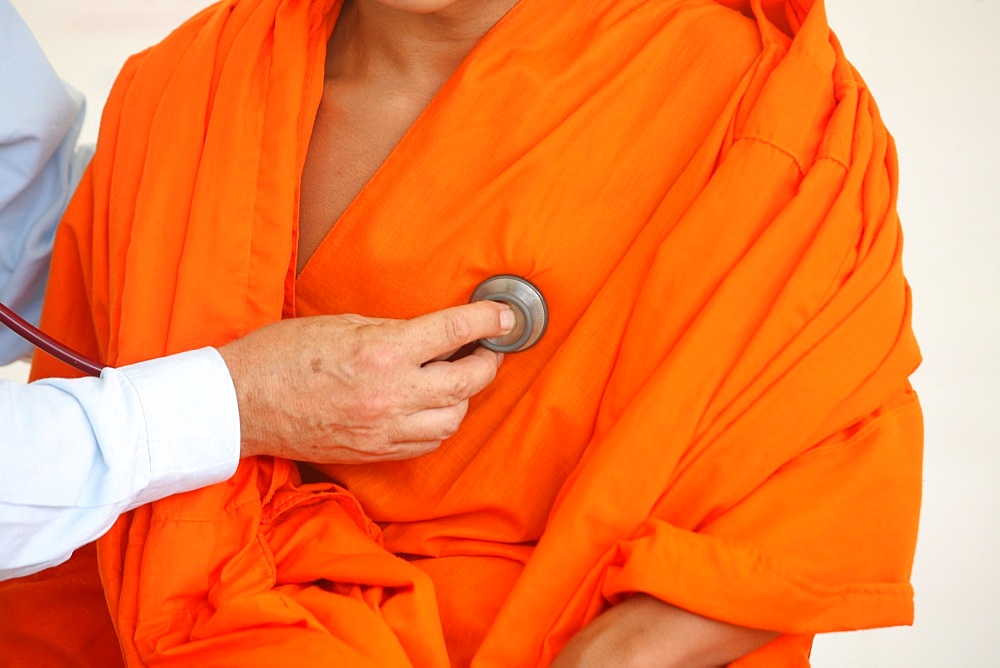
[{"xmin": 114, "ymin": 347, "xmax": 240, "ymax": 507}]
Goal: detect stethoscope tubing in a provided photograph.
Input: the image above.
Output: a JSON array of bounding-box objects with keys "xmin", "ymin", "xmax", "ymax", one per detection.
[{"xmin": 0, "ymin": 301, "xmax": 104, "ymax": 377}]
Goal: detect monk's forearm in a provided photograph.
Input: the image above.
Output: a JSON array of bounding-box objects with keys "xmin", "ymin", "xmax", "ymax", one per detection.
[{"xmin": 552, "ymin": 594, "xmax": 778, "ymax": 668}]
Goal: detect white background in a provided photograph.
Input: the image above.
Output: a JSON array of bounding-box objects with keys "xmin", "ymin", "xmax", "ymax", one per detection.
[{"xmin": 5, "ymin": 1, "xmax": 999, "ymax": 664}]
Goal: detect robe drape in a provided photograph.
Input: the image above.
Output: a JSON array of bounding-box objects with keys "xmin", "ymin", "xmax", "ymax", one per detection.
[{"xmin": 0, "ymin": 0, "xmax": 922, "ymax": 665}]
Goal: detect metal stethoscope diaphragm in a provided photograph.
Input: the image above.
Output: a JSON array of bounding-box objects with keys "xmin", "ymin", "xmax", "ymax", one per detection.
[{"xmin": 470, "ymin": 275, "xmax": 548, "ymax": 353}]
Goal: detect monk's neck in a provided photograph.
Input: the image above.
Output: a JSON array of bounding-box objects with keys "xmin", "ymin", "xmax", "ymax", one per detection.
[{"xmin": 327, "ymin": 0, "xmax": 518, "ymax": 88}]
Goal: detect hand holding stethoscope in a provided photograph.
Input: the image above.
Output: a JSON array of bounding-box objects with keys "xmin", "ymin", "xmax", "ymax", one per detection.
[{"xmin": 0, "ymin": 275, "xmax": 547, "ymax": 376}]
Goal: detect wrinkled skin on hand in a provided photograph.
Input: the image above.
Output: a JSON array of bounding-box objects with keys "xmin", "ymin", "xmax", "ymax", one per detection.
[{"xmin": 218, "ymin": 300, "xmax": 514, "ymax": 463}]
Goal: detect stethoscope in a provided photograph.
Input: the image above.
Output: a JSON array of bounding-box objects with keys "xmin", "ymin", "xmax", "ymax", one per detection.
[
  {"xmin": 0, "ymin": 301, "xmax": 104, "ymax": 376},
  {"xmin": 0, "ymin": 275, "xmax": 547, "ymax": 377}
]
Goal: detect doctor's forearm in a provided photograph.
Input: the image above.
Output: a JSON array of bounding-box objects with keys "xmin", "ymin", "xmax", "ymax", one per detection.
[{"xmin": 0, "ymin": 348, "xmax": 239, "ymax": 581}]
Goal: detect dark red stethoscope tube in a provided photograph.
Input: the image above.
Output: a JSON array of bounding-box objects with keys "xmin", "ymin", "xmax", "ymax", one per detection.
[{"xmin": 0, "ymin": 301, "xmax": 104, "ymax": 377}]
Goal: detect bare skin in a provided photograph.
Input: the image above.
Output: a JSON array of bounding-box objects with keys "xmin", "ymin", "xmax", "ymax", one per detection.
[
  {"xmin": 297, "ymin": 0, "xmax": 779, "ymax": 661},
  {"xmin": 550, "ymin": 595, "xmax": 780, "ymax": 667},
  {"xmin": 297, "ymin": 0, "xmax": 519, "ymax": 270},
  {"xmin": 219, "ymin": 300, "xmax": 514, "ymax": 463}
]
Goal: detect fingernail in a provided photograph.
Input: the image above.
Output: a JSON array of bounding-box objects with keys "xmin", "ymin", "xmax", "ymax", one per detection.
[
  {"xmin": 499, "ymin": 306, "xmax": 516, "ymax": 333},
  {"xmin": 496, "ymin": 352, "xmax": 505, "ymax": 365}
]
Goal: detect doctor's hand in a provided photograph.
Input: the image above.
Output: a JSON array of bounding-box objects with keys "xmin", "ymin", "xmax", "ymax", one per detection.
[{"xmin": 217, "ymin": 301, "xmax": 515, "ymax": 464}]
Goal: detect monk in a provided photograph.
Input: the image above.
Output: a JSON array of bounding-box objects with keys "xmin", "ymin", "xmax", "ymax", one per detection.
[{"xmin": 0, "ymin": 0, "xmax": 923, "ymax": 665}]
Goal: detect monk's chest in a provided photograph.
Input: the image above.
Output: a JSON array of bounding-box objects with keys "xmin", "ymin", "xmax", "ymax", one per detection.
[{"xmin": 297, "ymin": 81, "xmax": 435, "ymax": 273}]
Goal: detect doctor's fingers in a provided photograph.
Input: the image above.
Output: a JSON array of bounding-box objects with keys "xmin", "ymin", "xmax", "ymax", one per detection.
[
  {"xmin": 414, "ymin": 346, "xmax": 504, "ymax": 409},
  {"xmin": 395, "ymin": 401, "xmax": 472, "ymax": 450},
  {"xmin": 399, "ymin": 301, "xmax": 516, "ymax": 363}
]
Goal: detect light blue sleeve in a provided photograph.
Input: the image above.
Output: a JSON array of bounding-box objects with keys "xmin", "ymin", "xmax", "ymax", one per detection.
[
  {"xmin": 0, "ymin": 348, "xmax": 240, "ymax": 581},
  {"xmin": 0, "ymin": 0, "xmax": 92, "ymax": 364},
  {"xmin": 0, "ymin": 3, "xmax": 240, "ymax": 581}
]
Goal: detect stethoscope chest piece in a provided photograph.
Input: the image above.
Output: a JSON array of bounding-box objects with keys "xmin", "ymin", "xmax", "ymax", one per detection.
[{"xmin": 470, "ymin": 275, "xmax": 548, "ymax": 353}]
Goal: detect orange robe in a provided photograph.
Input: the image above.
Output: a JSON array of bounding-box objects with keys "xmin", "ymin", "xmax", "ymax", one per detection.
[{"xmin": 0, "ymin": 0, "xmax": 922, "ymax": 665}]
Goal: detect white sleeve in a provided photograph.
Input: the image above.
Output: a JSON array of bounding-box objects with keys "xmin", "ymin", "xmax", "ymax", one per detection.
[
  {"xmin": 0, "ymin": 347, "xmax": 240, "ymax": 581},
  {"xmin": 0, "ymin": 0, "xmax": 92, "ymax": 364}
]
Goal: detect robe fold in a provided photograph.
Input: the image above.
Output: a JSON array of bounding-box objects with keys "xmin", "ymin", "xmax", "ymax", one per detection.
[{"xmin": 0, "ymin": 0, "xmax": 922, "ymax": 665}]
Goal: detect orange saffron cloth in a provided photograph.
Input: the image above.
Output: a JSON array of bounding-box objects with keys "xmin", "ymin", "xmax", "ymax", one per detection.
[{"xmin": 0, "ymin": 0, "xmax": 922, "ymax": 665}]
